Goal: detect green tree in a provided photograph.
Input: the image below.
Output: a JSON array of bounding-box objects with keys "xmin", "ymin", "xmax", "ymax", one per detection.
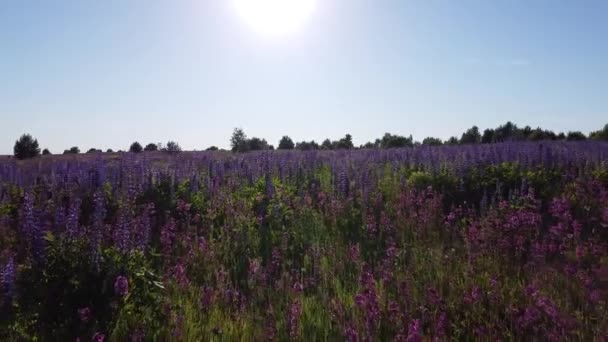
[
  {"xmin": 63, "ymin": 147, "xmax": 80, "ymax": 154},
  {"xmin": 321, "ymin": 139, "xmax": 333, "ymax": 150},
  {"xmin": 144, "ymin": 143, "xmax": 158, "ymax": 152},
  {"xmin": 230, "ymin": 128, "xmax": 249, "ymax": 153},
  {"xmin": 460, "ymin": 126, "xmax": 481, "ymax": 144},
  {"xmin": 278, "ymin": 136, "xmax": 295, "ymax": 150},
  {"xmin": 422, "ymin": 137, "xmax": 443, "ymax": 146},
  {"xmin": 296, "ymin": 140, "xmax": 319, "ymax": 150},
  {"xmin": 336, "ymin": 134, "xmax": 354, "ymax": 149},
  {"xmin": 42, "ymin": 148, "xmax": 51, "ymax": 155},
  {"xmin": 589, "ymin": 124, "xmax": 608, "ymax": 140},
  {"xmin": 566, "ymin": 131, "xmax": 586, "ymax": 141},
  {"xmin": 129, "ymin": 141, "xmax": 143, "ymax": 153},
  {"xmin": 248, "ymin": 137, "xmax": 269, "ymax": 151},
  {"xmin": 13, "ymin": 134, "xmax": 41, "ymax": 160},
  {"xmin": 380, "ymin": 133, "xmax": 413, "ymax": 148},
  {"xmin": 445, "ymin": 136, "xmax": 459, "ymax": 145},
  {"xmin": 481, "ymin": 129, "xmax": 495, "ymax": 143},
  {"xmin": 164, "ymin": 141, "xmax": 182, "ymax": 154}
]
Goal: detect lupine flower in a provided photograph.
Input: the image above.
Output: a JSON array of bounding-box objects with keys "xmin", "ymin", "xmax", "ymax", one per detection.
[
  {"xmin": 66, "ymin": 198, "xmax": 81, "ymax": 239},
  {"xmin": 200, "ymin": 285, "xmax": 215, "ymax": 309},
  {"xmin": 92, "ymin": 332, "xmax": 105, "ymax": 342},
  {"xmin": 113, "ymin": 205, "xmax": 131, "ymax": 253},
  {"xmin": 114, "ymin": 275, "xmax": 129, "ymax": 296},
  {"xmin": 130, "ymin": 328, "xmax": 145, "ymax": 342},
  {"xmin": 287, "ymin": 299, "xmax": 302, "ymax": 338},
  {"xmin": 435, "ymin": 311, "xmax": 448, "ymax": 338},
  {"xmin": 160, "ymin": 218, "xmax": 177, "ymax": 255},
  {"xmin": 406, "ymin": 319, "xmax": 422, "ymax": 342},
  {"xmin": 1, "ymin": 256, "xmax": 16, "ymax": 300},
  {"xmin": 78, "ymin": 307, "xmax": 92, "ymax": 323}
]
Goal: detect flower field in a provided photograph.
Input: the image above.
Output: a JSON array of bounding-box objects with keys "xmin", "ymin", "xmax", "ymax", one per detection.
[{"xmin": 1, "ymin": 141, "xmax": 608, "ymax": 340}]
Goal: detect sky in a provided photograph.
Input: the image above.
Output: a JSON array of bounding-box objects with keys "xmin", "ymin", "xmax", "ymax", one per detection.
[{"xmin": 1, "ymin": 0, "xmax": 607, "ymax": 154}]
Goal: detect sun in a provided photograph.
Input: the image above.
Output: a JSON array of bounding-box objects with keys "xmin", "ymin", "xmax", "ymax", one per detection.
[{"xmin": 233, "ymin": 0, "xmax": 318, "ymax": 37}]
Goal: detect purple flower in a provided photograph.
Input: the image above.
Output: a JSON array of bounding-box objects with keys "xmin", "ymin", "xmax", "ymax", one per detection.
[
  {"xmin": 78, "ymin": 307, "xmax": 92, "ymax": 323},
  {"xmin": 589, "ymin": 289, "xmax": 601, "ymax": 304},
  {"xmin": 435, "ymin": 311, "xmax": 448, "ymax": 337},
  {"xmin": 114, "ymin": 275, "xmax": 129, "ymax": 296},
  {"xmin": 92, "ymin": 332, "xmax": 105, "ymax": 342},
  {"xmin": 113, "ymin": 205, "xmax": 131, "ymax": 253},
  {"xmin": 407, "ymin": 319, "xmax": 422, "ymax": 342},
  {"xmin": 1, "ymin": 256, "xmax": 16, "ymax": 300},
  {"xmin": 287, "ymin": 299, "xmax": 302, "ymax": 338}
]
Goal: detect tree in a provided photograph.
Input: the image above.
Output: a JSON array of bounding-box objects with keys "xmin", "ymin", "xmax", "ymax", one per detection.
[
  {"xmin": 129, "ymin": 141, "xmax": 143, "ymax": 153},
  {"xmin": 144, "ymin": 143, "xmax": 158, "ymax": 152},
  {"xmin": 481, "ymin": 129, "xmax": 495, "ymax": 144},
  {"xmin": 566, "ymin": 131, "xmax": 586, "ymax": 141},
  {"xmin": 361, "ymin": 141, "xmax": 378, "ymax": 149},
  {"xmin": 296, "ymin": 140, "xmax": 319, "ymax": 150},
  {"xmin": 335, "ymin": 134, "xmax": 354, "ymax": 149},
  {"xmin": 278, "ymin": 136, "xmax": 295, "ymax": 150},
  {"xmin": 446, "ymin": 137, "xmax": 459, "ymax": 145},
  {"xmin": 86, "ymin": 148, "xmax": 102, "ymax": 153},
  {"xmin": 494, "ymin": 121, "xmax": 518, "ymax": 142},
  {"xmin": 13, "ymin": 134, "xmax": 41, "ymax": 160},
  {"xmin": 164, "ymin": 141, "xmax": 182, "ymax": 154},
  {"xmin": 63, "ymin": 147, "xmax": 80, "ymax": 154},
  {"xmin": 206, "ymin": 146, "xmax": 219, "ymax": 151},
  {"xmin": 106, "ymin": 149, "xmax": 114, "ymax": 153},
  {"xmin": 230, "ymin": 128, "xmax": 249, "ymax": 153},
  {"xmin": 589, "ymin": 124, "xmax": 608, "ymax": 140},
  {"xmin": 42, "ymin": 149, "xmax": 51, "ymax": 155},
  {"xmin": 321, "ymin": 139, "xmax": 333, "ymax": 150},
  {"xmin": 379, "ymin": 133, "xmax": 413, "ymax": 148},
  {"xmin": 248, "ymin": 137, "xmax": 269, "ymax": 151},
  {"xmin": 422, "ymin": 137, "xmax": 443, "ymax": 146},
  {"xmin": 460, "ymin": 126, "xmax": 481, "ymax": 144}
]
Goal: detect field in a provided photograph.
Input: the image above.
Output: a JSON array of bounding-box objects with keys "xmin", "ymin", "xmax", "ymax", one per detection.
[{"xmin": 1, "ymin": 141, "xmax": 608, "ymax": 340}]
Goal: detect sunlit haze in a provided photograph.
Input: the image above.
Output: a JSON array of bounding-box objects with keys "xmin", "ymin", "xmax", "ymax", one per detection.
[{"xmin": 233, "ymin": 0, "xmax": 318, "ymax": 37}]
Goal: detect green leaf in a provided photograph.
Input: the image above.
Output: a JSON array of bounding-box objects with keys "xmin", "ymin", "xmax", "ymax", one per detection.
[{"xmin": 43, "ymin": 231, "xmax": 55, "ymax": 242}]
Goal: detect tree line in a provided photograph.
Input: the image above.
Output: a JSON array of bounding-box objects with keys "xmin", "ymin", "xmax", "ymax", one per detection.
[{"xmin": 11, "ymin": 122, "xmax": 608, "ymax": 160}]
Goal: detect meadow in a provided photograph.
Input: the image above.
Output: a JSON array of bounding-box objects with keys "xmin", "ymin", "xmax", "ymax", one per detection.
[{"xmin": 1, "ymin": 141, "xmax": 607, "ymax": 340}]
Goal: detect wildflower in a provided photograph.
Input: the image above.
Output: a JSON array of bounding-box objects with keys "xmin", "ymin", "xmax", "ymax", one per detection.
[
  {"xmin": 287, "ymin": 299, "xmax": 302, "ymax": 338},
  {"xmin": 1, "ymin": 257, "xmax": 16, "ymax": 300},
  {"xmin": 78, "ymin": 307, "xmax": 92, "ymax": 323},
  {"xmin": 407, "ymin": 319, "xmax": 422, "ymax": 342},
  {"xmin": 92, "ymin": 332, "xmax": 105, "ymax": 342},
  {"xmin": 114, "ymin": 275, "xmax": 129, "ymax": 296}
]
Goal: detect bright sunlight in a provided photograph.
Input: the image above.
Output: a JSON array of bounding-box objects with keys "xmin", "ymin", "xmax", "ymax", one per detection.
[{"xmin": 233, "ymin": 0, "xmax": 318, "ymax": 37}]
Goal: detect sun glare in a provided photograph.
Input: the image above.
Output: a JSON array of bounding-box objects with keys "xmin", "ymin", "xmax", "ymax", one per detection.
[{"xmin": 233, "ymin": 0, "xmax": 318, "ymax": 37}]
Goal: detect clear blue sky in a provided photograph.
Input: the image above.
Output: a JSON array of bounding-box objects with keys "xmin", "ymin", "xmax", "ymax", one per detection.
[{"xmin": 1, "ymin": 0, "xmax": 607, "ymax": 153}]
